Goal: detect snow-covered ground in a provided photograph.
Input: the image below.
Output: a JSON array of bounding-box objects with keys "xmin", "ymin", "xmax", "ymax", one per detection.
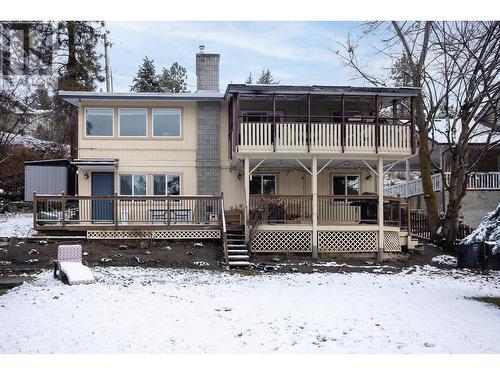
[
  {"xmin": 1, "ymin": 266, "xmax": 499, "ymax": 354},
  {"xmin": 0, "ymin": 213, "xmax": 34, "ymax": 238}
]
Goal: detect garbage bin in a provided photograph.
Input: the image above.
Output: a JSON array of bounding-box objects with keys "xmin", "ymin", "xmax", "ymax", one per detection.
[
  {"xmin": 456, "ymin": 242, "xmax": 483, "ymax": 269},
  {"xmin": 485, "ymin": 241, "xmax": 500, "ymax": 270}
]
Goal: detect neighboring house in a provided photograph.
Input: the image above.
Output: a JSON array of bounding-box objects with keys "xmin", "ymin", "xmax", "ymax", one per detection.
[
  {"xmin": 384, "ymin": 119, "xmax": 500, "ymax": 227},
  {"xmin": 29, "ymin": 49, "xmax": 421, "ymax": 261}
]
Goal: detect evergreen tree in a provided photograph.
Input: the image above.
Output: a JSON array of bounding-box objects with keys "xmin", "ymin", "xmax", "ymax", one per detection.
[
  {"xmin": 245, "ymin": 73, "xmax": 253, "ymax": 84},
  {"xmin": 130, "ymin": 57, "xmax": 161, "ymax": 92},
  {"xmin": 159, "ymin": 62, "xmax": 188, "ymax": 93},
  {"xmin": 257, "ymin": 69, "xmax": 280, "ymax": 84}
]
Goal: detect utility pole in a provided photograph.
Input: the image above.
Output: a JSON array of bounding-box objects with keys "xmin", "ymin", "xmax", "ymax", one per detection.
[{"xmin": 104, "ymin": 32, "xmax": 111, "ymax": 92}]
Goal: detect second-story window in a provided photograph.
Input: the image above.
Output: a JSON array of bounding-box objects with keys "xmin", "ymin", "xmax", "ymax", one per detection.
[
  {"xmin": 119, "ymin": 109, "xmax": 147, "ymax": 137},
  {"xmin": 85, "ymin": 108, "xmax": 113, "ymax": 136},
  {"xmin": 153, "ymin": 108, "xmax": 181, "ymax": 137}
]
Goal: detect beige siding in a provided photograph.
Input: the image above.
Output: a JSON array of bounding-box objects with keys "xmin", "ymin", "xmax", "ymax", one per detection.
[{"xmin": 77, "ymin": 100, "xmax": 198, "ymax": 196}]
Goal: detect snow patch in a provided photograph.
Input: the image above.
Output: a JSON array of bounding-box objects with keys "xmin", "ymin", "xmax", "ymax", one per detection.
[
  {"xmin": 0, "ymin": 213, "xmax": 34, "ymax": 238},
  {"xmin": 431, "ymin": 255, "xmax": 457, "ymax": 266},
  {"xmin": 1, "ymin": 267, "xmax": 500, "ymax": 353}
]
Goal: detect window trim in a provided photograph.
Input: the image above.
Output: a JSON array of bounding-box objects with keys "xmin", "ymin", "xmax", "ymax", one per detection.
[
  {"xmin": 152, "ymin": 108, "xmax": 182, "ymax": 138},
  {"xmin": 153, "ymin": 173, "xmax": 182, "ymax": 196},
  {"xmin": 85, "ymin": 108, "xmax": 114, "ymax": 137},
  {"xmin": 331, "ymin": 174, "xmax": 361, "ymax": 196},
  {"xmin": 119, "ymin": 174, "xmax": 147, "ymax": 196},
  {"xmin": 118, "ymin": 108, "xmax": 148, "ymax": 138},
  {"xmin": 250, "ymin": 173, "xmax": 277, "ymax": 195}
]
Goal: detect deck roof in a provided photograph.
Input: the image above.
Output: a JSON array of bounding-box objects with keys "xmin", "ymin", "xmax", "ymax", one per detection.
[{"xmin": 224, "ymin": 84, "xmax": 422, "ymax": 99}]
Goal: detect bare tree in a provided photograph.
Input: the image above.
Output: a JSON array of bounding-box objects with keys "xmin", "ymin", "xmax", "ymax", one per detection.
[
  {"xmin": 430, "ymin": 21, "xmax": 500, "ymax": 249},
  {"xmin": 334, "ymin": 21, "xmax": 500, "ymax": 246},
  {"xmin": 334, "ymin": 21, "xmax": 442, "ymax": 239}
]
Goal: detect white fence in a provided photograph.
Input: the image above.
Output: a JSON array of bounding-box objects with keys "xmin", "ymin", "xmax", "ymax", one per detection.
[{"xmin": 384, "ymin": 172, "xmax": 500, "ymax": 198}]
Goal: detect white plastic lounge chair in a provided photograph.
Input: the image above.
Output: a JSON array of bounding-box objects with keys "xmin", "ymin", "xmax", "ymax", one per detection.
[{"xmin": 53, "ymin": 245, "xmax": 95, "ymax": 285}]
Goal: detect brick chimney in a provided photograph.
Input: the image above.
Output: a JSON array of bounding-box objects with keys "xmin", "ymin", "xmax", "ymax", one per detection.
[{"xmin": 196, "ymin": 45, "xmax": 220, "ymax": 92}]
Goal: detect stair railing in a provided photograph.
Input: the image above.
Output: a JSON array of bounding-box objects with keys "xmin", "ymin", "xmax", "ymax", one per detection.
[{"xmin": 220, "ymin": 193, "xmax": 229, "ymax": 265}]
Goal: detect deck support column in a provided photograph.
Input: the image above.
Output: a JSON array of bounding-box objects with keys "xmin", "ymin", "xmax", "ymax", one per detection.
[
  {"xmin": 377, "ymin": 156, "xmax": 384, "ymax": 262},
  {"xmin": 244, "ymin": 156, "xmax": 250, "ymax": 242},
  {"xmin": 311, "ymin": 156, "xmax": 318, "ymax": 259}
]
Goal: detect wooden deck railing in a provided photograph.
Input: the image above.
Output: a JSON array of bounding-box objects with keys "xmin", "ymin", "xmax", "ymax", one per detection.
[
  {"xmin": 249, "ymin": 195, "xmax": 313, "ymax": 224},
  {"xmin": 33, "ymin": 193, "xmax": 224, "ymax": 231},
  {"xmin": 238, "ymin": 120, "xmax": 412, "ymax": 154},
  {"xmin": 249, "ymin": 194, "xmax": 403, "ymax": 226},
  {"xmin": 318, "ymin": 195, "xmax": 402, "ymax": 226}
]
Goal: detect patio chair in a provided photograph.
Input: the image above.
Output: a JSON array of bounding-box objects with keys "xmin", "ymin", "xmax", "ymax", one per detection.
[{"xmin": 53, "ymin": 244, "xmax": 95, "ymax": 285}]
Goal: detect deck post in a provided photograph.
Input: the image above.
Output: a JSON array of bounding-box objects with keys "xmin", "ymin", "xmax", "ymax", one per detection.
[
  {"xmin": 272, "ymin": 93, "xmax": 276, "ymax": 153},
  {"xmin": 114, "ymin": 192, "xmax": 118, "ymax": 229},
  {"xmin": 377, "ymin": 156, "xmax": 384, "ymax": 261},
  {"xmin": 375, "ymin": 95, "xmax": 379, "ymax": 153},
  {"xmin": 244, "ymin": 157, "xmax": 250, "ymax": 242},
  {"xmin": 311, "ymin": 156, "xmax": 318, "ymax": 258},
  {"xmin": 32, "ymin": 191, "xmax": 37, "ymax": 231},
  {"xmin": 341, "ymin": 94, "xmax": 345, "ymax": 153},
  {"xmin": 61, "ymin": 191, "xmax": 66, "ymax": 229},
  {"xmin": 405, "ymin": 158, "xmax": 410, "ymax": 198}
]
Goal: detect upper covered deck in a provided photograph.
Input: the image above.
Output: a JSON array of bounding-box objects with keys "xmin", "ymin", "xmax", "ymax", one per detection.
[{"xmin": 225, "ymin": 84, "xmax": 421, "ymax": 160}]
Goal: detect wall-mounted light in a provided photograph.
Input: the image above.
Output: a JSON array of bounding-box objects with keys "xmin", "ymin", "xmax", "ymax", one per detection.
[
  {"xmin": 84, "ymin": 171, "xmax": 89, "ymax": 180},
  {"xmin": 237, "ymin": 172, "xmax": 242, "ymax": 180}
]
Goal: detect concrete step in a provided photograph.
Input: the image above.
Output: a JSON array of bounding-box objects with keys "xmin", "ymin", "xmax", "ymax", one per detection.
[
  {"xmin": 228, "ymin": 249, "xmax": 248, "ymax": 254},
  {"xmin": 228, "ymin": 244, "xmax": 247, "ymax": 248},
  {"xmin": 228, "ymin": 261, "xmax": 251, "ymax": 267},
  {"xmin": 228, "ymin": 255, "xmax": 250, "ymax": 261}
]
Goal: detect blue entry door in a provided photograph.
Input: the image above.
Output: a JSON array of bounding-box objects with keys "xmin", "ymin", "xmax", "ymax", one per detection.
[{"xmin": 91, "ymin": 172, "xmax": 115, "ymax": 221}]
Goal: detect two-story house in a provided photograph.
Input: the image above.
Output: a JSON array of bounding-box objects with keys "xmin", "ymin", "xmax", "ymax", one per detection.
[{"xmin": 30, "ymin": 49, "xmax": 421, "ymax": 266}]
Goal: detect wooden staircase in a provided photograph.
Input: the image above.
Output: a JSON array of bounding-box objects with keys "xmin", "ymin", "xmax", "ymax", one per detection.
[{"xmin": 226, "ymin": 225, "xmax": 250, "ymax": 268}]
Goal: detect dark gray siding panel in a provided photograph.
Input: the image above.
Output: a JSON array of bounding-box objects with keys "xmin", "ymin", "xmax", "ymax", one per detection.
[{"xmin": 24, "ymin": 165, "xmax": 68, "ymax": 201}]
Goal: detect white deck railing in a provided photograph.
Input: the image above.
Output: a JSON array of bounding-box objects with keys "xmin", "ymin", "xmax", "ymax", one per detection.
[
  {"xmin": 384, "ymin": 172, "xmax": 500, "ymax": 197},
  {"xmin": 238, "ymin": 122, "xmax": 412, "ymax": 154}
]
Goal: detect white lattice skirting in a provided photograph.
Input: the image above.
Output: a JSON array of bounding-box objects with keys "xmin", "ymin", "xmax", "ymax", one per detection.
[
  {"xmin": 318, "ymin": 231, "xmax": 378, "ymax": 252},
  {"xmin": 251, "ymin": 230, "xmax": 312, "ymax": 252},
  {"xmin": 383, "ymin": 231, "xmax": 401, "ymax": 252},
  {"xmin": 318, "ymin": 230, "xmax": 401, "ymax": 253},
  {"xmin": 87, "ymin": 230, "xmax": 221, "ymax": 240}
]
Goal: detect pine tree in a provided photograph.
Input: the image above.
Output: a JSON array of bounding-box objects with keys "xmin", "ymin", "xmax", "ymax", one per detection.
[
  {"xmin": 257, "ymin": 69, "xmax": 280, "ymax": 84},
  {"xmin": 130, "ymin": 57, "xmax": 161, "ymax": 92},
  {"xmin": 245, "ymin": 73, "xmax": 253, "ymax": 84},
  {"xmin": 159, "ymin": 62, "xmax": 188, "ymax": 93}
]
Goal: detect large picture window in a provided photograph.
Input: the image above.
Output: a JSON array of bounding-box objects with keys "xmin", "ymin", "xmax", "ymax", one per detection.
[
  {"xmin": 85, "ymin": 108, "xmax": 113, "ymax": 136},
  {"xmin": 332, "ymin": 175, "xmax": 360, "ymax": 196},
  {"xmin": 250, "ymin": 174, "xmax": 276, "ymax": 195},
  {"xmin": 153, "ymin": 174, "xmax": 181, "ymax": 195},
  {"xmin": 119, "ymin": 108, "xmax": 147, "ymax": 137},
  {"xmin": 119, "ymin": 174, "xmax": 146, "ymax": 196},
  {"xmin": 153, "ymin": 109, "xmax": 181, "ymax": 137}
]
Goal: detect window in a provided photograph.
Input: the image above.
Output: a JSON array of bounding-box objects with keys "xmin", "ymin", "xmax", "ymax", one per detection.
[
  {"xmin": 119, "ymin": 108, "xmax": 147, "ymax": 136},
  {"xmin": 153, "ymin": 174, "xmax": 181, "ymax": 195},
  {"xmin": 85, "ymin": 108, "xmax": 113, "ymax": 136},
  {"xmin": 153, "ymin": 109, "xmax": 181, "ymax": 137},
  {"xmin": 120, "ymin": 174, "xmax": 146, "ymax": 196},
  {"xmin": 250, "ymin": 174, "xmax": 276, "ymax": 195},
  {"xmin": 332, "ymin": 175, "xmax": 360, "ymax": 196}
]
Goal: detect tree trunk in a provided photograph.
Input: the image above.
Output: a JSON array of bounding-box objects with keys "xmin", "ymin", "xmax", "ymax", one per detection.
[
  {"xmin": 442, "ymin": 147, "xmax": 469, "ymax": 250},
  {"xmin": 415, "ymin": 99, "xmax": 440, "ymax": 239}
]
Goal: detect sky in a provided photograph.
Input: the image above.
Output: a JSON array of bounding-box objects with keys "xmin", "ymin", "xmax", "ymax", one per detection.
[{"xmin": 105, "ymin": 21, "xmax": 392, "ymax": 92}]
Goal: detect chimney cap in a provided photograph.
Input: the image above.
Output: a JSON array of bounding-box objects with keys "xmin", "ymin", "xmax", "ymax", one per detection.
[{"xmin": 199, "ymin": 45, "xmax": 205, "ymax": 53}]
